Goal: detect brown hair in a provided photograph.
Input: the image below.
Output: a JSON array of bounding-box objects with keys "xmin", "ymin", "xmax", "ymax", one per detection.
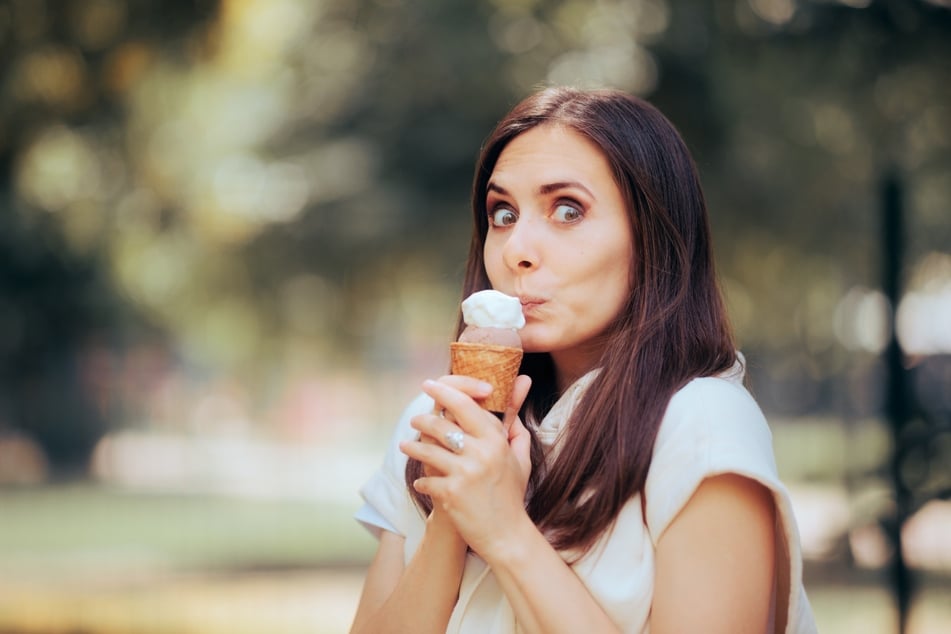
[{"xmin": 407, "ymin": 86, "xmax": 737, "ymax": 554}]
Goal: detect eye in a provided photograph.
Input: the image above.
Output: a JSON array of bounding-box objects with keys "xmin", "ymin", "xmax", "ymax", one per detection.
[
  {"xmin": 553, "ymin": 202, "xmax": 583, "ymax": 223},
  {"xmin": 489, "ymin": 207, "xmax": 518, "ymax": 227}
]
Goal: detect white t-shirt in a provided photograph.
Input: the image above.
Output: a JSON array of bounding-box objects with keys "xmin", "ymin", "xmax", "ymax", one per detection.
[{"xmin": 356, "ymin": 363, "xmax": 818, "ymax": 633}]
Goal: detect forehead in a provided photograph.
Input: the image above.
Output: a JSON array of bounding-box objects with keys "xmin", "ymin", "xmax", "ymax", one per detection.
[{"xmin": 490, "ymin": 124, "xmax": 615, "ymax": 188}]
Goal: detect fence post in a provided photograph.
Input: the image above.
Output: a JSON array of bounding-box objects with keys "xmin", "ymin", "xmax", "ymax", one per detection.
[{"xmin": 881, "ymin": 169, "xmax": 912, "ymax": 634}]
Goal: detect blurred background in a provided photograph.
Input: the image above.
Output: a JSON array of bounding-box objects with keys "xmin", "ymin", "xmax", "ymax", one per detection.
[{"xmin": 0, "ymin": 0, "xmax": 949, "ymax": 632}]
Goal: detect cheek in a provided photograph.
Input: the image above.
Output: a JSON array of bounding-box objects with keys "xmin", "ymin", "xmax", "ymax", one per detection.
[
  {"xmin": 585, "ymin": 245, "xmax": 632, "ymax": 317},
  {"xmin": 483, "ymin": 242, "xmax": 503, "ymax": 286}
]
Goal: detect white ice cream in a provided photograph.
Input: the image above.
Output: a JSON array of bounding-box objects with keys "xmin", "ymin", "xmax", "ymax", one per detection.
[{"xmin": 461, "ymin": 290, "xmax": 525, "ymax": 329}]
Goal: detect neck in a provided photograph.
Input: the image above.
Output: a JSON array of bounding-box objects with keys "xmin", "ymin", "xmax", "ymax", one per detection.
[{"xmin": 551, "ymin": 343, "xmax": 604, "ymax": 393}]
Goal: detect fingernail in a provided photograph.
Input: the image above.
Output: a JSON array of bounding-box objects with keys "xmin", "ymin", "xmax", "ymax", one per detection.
[{"xmin": 478, "ymin": 381, "xmax": 493, "ymax": 394}]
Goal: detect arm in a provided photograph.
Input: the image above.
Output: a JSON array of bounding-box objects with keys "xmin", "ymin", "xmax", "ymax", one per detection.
[
  {"xmin": 478, "ymin": 511, "xmax": 622, "ymax": 633},
  {"xmin": 650, "ymin": 473, "xmax": 776, "ymax": 634},
  {"xmin": 350, "ymin": 510, "xmax": 467, "ymax": 634}
]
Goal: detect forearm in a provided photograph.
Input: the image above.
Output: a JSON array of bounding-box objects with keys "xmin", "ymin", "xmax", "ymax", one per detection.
[
  {"xmin": 351, "ymin": 511, "xmax": 467, "ymax": 634},
  {"xmin": 483, "ymin": 517, "xmax": 620, "ymax": 634}
]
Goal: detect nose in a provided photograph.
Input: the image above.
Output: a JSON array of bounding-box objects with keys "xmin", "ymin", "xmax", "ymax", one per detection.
[{"xmin": 501, "ymin": 215, "xmax": 539, "ymax": 272}]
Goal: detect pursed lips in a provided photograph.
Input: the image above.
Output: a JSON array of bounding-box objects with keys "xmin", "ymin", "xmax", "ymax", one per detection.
[{"xmin": 518, "ymin": 295, "xmax": 547, "ymax": 315}]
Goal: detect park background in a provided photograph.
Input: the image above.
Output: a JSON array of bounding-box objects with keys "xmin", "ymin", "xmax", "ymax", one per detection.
[{"xmin": 0, "ymin": 0, "xmax": 949, "ymax": 632}]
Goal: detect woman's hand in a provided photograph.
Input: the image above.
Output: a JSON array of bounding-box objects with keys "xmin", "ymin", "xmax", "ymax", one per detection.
[{"xmin": 400, "ymin": 374, "xmax": 532, "ymax": 558}]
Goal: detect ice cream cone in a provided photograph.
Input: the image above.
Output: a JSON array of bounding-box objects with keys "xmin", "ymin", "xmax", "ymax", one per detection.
[{"xmin": 450, "ymin": 341, "xmax": 523, "ymax": 413}]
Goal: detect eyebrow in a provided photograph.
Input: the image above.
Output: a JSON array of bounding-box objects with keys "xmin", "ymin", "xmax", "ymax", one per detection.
[{"xmin": 487, "ymin": 181, "xmax": 596, "ymax": 200}]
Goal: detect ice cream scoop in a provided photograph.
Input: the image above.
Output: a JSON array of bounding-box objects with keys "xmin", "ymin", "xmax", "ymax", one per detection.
[
  {"xmin": 451, "ymin": 290, "xmax": 525, "ymax": 413},
  {"xmin": 461, "ymin": 290, "xmax": 525, "ymax": 329},
  {"xmin": 457, "ymin": 325, "xmax": 521, "ymax": 347},
  {"xmin": 458, "ymin": 290, "xmax": 525, "ymax": 348}
]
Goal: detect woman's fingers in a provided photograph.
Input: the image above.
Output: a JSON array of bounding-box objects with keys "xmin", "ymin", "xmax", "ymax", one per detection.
[
  {"xmin": 411, "ymin": 474, "xmax": 450, "ymax": 500},
  {"xmin": 400, "ymin": 435, "xmax": 458, "ymax": 476},
  {"xmin": 432, "ymin": 375, "xmax": 494, "ymax": 399},
  {"xmin": 507, "ymin": 415, "xmax": 533, "ymax": 487},
  {"xmin": 404, "ymin": 376, "xmax": 534, "ymax": 556},
  {"xmin": 411, "ymin": 411, "xmax": 467, "ymax": 454},
  {"xmin": 501, "ymin": 375, "xmax": 532, "ymax": 433},
  {"xmin": 415, "ymin": 424, "xmax": 447, "ymax": 477},
  {"xmin": 406, "ymin": 374, "xmax": 531, "ymax": 498},
  {"xmin": 422, "ymin": 379, "xmax": 500, "ymax": 438}
]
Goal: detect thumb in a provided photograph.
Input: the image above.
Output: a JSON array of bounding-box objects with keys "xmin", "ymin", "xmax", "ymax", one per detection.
[
  {"xmin": 508, "ymin": 415, "xmax": 533, "ymax": 489},
  {"xmin": 508, "ymin": 415, "xmax": 530, "ymax": 450},
  {"xmin": 502, "ymin": 375, "xmax": 532, "ymax": 433}
]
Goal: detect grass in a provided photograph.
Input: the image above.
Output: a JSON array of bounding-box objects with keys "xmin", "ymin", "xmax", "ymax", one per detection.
[
  {"xmin": 0, "ymin": 483, "xmax": 376, "ymax": 579},
  {"xmin": 2, "ymin": 483, "xmax": 949, "ymax": 634},
  {"xmin": 0, "ymin": 482, "xmax": 377, "ymax": 633}
]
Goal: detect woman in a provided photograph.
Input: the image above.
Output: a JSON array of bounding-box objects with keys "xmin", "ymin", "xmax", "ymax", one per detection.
[{"xmin": 350, "ymin": 87, "xmax": 817, "ymax": 633}]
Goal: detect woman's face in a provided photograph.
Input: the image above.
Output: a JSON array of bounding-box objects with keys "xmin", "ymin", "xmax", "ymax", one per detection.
[{"xmin": 483, "ymin": 124, "xmax": 634, "ymax": 382}]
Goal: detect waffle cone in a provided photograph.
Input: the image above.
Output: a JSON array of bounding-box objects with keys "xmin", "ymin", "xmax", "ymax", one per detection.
[{"xmin": 450, "ymin": 341, "xmax": 523, "ymax": 413}]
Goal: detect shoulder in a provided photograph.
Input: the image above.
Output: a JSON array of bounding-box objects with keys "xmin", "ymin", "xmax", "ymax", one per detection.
[
  {"xmin": 658, "ymin": 375, "xmax": 773, "ymax": 457},
  {"xmin": 645, "ymin": 375, "xmax": 780, "ymax": 542},
  {"xmin": 668, "ymin": 374, "xmax": 764, "ymax": 422}
]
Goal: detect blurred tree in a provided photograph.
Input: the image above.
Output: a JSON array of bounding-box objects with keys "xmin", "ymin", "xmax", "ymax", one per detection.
[
  {"xmin": 1, "ymin": 0, "xmax": 949, "ymax": 489},
  {"xmin": 643, "ymin": 0, "xmax": 951, "ymax": 416},
  {"xmin": 232, "ymin": 0, "xmax": 951, "ymax": 414},
  {"xmin": 0, "ymin": 0, "xmax": 219, "ymax": 472}
]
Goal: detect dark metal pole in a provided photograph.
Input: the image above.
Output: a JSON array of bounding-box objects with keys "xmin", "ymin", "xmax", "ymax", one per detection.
[{"xmin": 882, "ymin": 170, "xmax": 912, "ymax": 634}]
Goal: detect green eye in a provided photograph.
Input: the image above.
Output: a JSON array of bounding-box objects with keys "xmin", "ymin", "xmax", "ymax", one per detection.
[
  {"xmin": 490, "ymin": 208, "xmax": 518, "ymax": 227},
  {"xmin": 553, "ymin": 203, "xmax": 582, "ymax": 223}
]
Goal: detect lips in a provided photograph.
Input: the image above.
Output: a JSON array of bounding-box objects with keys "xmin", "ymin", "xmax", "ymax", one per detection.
[{"xmin": 518, "ymin": 295, "xmax": 547, "ymax": 315}]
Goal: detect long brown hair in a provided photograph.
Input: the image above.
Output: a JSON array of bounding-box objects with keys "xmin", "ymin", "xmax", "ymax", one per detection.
[{"xmin": 407, "ymin": 86, "xmax": 737, "ymax": 554}]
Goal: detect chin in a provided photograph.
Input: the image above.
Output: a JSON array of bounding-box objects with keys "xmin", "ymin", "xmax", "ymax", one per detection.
[
  {"xmin": 518, "ymin": 335, "xmax": 541, "ymax": 354},
  {"xmin": 520, "ymin": 334, "xmax": 556, "ymax": 355}
]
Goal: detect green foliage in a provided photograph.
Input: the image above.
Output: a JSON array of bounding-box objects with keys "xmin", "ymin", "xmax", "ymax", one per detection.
[{"xmin": 0, "ymin": 0, "xmax": 949, "ymax": 469}]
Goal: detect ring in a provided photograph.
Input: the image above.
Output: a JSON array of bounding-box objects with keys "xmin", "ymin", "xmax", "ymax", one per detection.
[{"xmin": 444, "ymin": 430, "xmax": 465, "ymax": 453}]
